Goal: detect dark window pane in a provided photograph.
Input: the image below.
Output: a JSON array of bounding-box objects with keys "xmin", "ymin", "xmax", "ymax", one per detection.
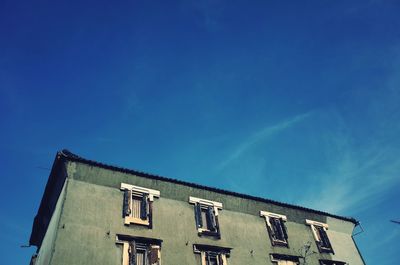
[{"xmin": 201, "ymin": 209, "xmax": 208, "ymax": 229}]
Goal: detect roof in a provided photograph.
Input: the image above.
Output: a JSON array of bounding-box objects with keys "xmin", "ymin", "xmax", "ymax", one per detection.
[
  {"xmin": 30, "ymin": 149, "xmax": 357, "ymax": 247},
  {"xmin": 61, "ymin": 149, "xmax": 357, "ymax": 224}
]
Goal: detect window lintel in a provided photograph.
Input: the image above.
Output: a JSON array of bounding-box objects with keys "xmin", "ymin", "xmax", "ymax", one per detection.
[
  {"xmin": 306, "ymin": 219, "xmax": 329, "ymax": 229},
  {"xmin": 189, "ymin": 196, "xmax": 223, "ymax": 209},
  {"xmin": 260, "ymin": 211, "xmax": 287, "ymax": 221},
  {"xmin": 120, "ymin": 183, "xmax": 160, "ymax": 201},
  {"xmin": 115, "ymin": 234, "xmax": 162, "ymax": 245},
  {"xmin": 193, "ymin": 244, "xmax": 231, "ymax": 255}
]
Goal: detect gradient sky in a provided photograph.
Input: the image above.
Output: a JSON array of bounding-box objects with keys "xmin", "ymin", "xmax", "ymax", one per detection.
[{"xmin": 1, "ymin": 0, "xmax": 400, "ymax": 264}]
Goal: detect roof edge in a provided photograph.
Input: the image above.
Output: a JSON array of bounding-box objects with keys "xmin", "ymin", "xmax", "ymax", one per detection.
[
  {"xmin": 29, "ymin": 152, "xmax": 68, "ymax": 247},
  {"xmin": 60, "ymin": 149, "xmax": 357, "ymax": 224}
]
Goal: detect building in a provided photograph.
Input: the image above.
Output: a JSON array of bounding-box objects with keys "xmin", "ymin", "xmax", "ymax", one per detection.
[{"xmin": 29, "ymin": 150, "xmax": 365, "ymax": 265}]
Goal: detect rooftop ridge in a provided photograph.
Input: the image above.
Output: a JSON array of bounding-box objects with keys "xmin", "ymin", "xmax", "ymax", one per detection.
[{"xmin": 60, "ymin": 149, "xmax": 357, "ymax": 224}]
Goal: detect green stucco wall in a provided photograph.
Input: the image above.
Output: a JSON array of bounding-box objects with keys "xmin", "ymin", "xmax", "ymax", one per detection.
[{"xmin": 38, "ymin": 161, "xmax": 364, "ymax": 265}]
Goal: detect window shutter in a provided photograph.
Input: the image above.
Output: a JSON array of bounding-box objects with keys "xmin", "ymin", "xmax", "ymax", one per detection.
[
  {"xmin": 318, "ymin": 227, "xmax": 332, "ymax": 249},
  {"xmin": 271, "ymin": 218, "xmax": 279, "ymax": 240},
  {"xmin": 140, "ymin": 194, "xmax": 148, "ymax": 220},
  {"xmin": 148, "ymin": 246, "xmax": 159, "ymax": 265},
  {"xmin": 194, "ymin": 203, "xmax": 203, "ymax": 228},
  {"xmin": 206, "ymin": 252, "xmax": 212, "ymax": 265},
  {"xmin": 273, "ymin": 218, "xmax": 286, "ymax": 241},
  {"xmin": 280, "ymin": 218, "xmax": 288, "ymax": 240},
  {"xmin": 148, "ymin": 201, "xmax": 153, "ymax": 229},
  {"xmin": 206, "ymin": 206, "xmax": 217, "ymax": 231},
  {"xmin": 215, "ymin": 215, "xmax": 221, "ymax": 238},
  {"xmin": 129, "ymin": 241, "xmax": 136, "ymax": 265},
  {"xmin": 123, "ymin": 190, "xmax": 131, "ymax": 217},
  {"xmin": 218, "ymin": 254, "xmax": 224, "ymax": 265}
]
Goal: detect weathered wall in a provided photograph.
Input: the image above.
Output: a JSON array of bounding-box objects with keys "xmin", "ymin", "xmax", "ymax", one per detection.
[
  {"xmin": 35, "ymin": 179, "xmax": 67, "ymax": 265},
  {"xmin": 45, "ymin": 161, "xmax": 364, "ymax": 265}
]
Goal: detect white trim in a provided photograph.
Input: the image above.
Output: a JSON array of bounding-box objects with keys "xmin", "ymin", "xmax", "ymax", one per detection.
[
  {"xmin": 120, "ymin": 183, "xmax": 160, "ymax": 201},
  {"xmin": 116, "ymin": 236, "xmax": 162, "ymax": 265},
  {"xmin": 221, "ymin": 254, "xmax": 227, "ymax": 265},
  {"xmin": 200, "ymin": 252, "xmax": 206, "ymax": 265},
  {"xmin": 310, "ymin": 225, "xmax": 320, "ymax": 241},
  {"xmin": 261, "ymin": 211, "xmax": 288, "ymax": 245},
  {"xmin": 198, "ymin": 225, "xmax": 218, "ymax": 232},
  {"xmin": 260, "ymin": 211, "xmax": 287, "ymax": 221},
  {"xmin": 305, "ymin": 219, "xmax": 329, "ymax": 229},
  {"xmin": 194, "ymin": 247, "xmax": 228, "ymax": 265},
  {"xmin": 306, "ymin": 219, "xmax": 328, "ymax": 243},
  {"xmin": 116, "ymin": 235, "xmax": 123, "ymax": 244},
  {"xmin": 260, "ymin": 211, "xmax": 287, "ymax": 229},
  {"xmin": 122, "ymin": 242, "xmax": 129, "ymax": 265},
  {"xmin": 124, "ymin": 216, "xmax": 150, "ymax": 226},
  {"xmin": 115, "ymin": 237, "xmax": 129, "ymax": 265},
  {"xmin": 189, "ymin": 196, "xmax": 223, "ymax": 208}
]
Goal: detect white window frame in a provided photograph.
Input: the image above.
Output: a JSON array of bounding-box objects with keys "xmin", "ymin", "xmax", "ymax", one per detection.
[
  {"xmin": 193, "ymin": 245, "xmax": 229, "ymax": 265},
  {"xmin": 121, "ymin": 183, "xmax": 160, "ymax": 226},
  {"xmin": 189, "ymin": 196, "xmax": 223, "ymax": 234},
  {"xmin": 116, "ymin": 235, "xmax": 161, "ymax": 265},
  {"xmin": 260, "ymin": 211, "xmax": 288, "ymax": 245},
  {"xmin": 305, "ymin": 219, "xmax": 329, "ymax": 243},
  {"xmin": 305, "ymin": 219, "xmax": 333, "ymax": 253}
]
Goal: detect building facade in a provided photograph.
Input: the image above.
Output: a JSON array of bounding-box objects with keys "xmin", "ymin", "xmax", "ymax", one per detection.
[{"xmin": 29, "ymin": 150, "xmax": 365, "ymax": 265}]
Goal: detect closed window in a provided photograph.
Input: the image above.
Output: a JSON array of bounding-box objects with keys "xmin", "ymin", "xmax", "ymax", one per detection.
[
  {"xmin": 116, "ymin": 235, "xmax": 162, "ymax": 265},
  {"xmin": 121, "ymin": 183, "xmax": 160, "ymax": 227},
  {"xmin": 189, "ymin": 197, "xmax": 222, "ymax": 238},
  {"xmin": 306, "ymin": 220, "xmax": 334, "ymax": 254},
  {"xmin": 270, "ymin": 254, "xmax": 299, "ymax": 265},
  {"xmin": 260, "ymin": 211, "xmax": 288, "ymax": 247},
  {"xmin": 193, "ymin": 244, "xmax": 231, "ymax": 265}
]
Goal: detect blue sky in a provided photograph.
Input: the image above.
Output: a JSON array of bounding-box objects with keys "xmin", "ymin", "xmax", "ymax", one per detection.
[{"xmin": 1, "ymin": 0, "xmax": 399, "ymax": 263}]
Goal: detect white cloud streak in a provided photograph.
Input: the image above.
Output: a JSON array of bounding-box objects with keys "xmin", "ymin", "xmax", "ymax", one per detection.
[
  {"xmin": 301, "ymin": 144, "xmax": 400, "ymax": 214},
  {"xmin": 300, "ymin": 52, "xmax": 400, "ymax": 215},
  {"xmin": 218, "ymin": 112, "xmax": 311, "ymax": 170}
]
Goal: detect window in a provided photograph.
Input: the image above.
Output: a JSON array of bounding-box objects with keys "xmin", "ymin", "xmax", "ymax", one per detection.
[
  {"xmin": 121, "ymin": 183, "xmax": 160, "ymax": 227},
  {"xmin": 193, "ymin": 244, "xmax": 231, "ymax": 265},
  {"xmin": 306, "ymin": 220, "xmax": 334, "ymax": 254},
  {"xmin": 319, "ymin": 260, "xmax": 346, "ymax": 265},
  {"xmin": 270, "ymin": 254, "xmax": 299, "ymax": 265},
  {"xmin": 116, "ymin": 235, "xmax": 162, "ymax": 265},
  {"xmin": 260, "ymin": 211, "xmax": 288, "ymax": 247},
  {"xmin": 189, "ymin": 196, "xmax": 222, "ymax": 238}
]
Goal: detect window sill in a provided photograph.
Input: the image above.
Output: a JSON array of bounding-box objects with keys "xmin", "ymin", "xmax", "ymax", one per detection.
[
  {"xmin": 317, "ymin": 246, "xmax": 334, "ymax": 254},
  {"xmin": 198, "ymin": 229, "xmax": 221, "ymax": 238},
  {"xmin": 271, "ymin": 240, "xmax": 289, "ymax": 247},
  {"xmin": 124, "ymin": 217, "xmax": 150, "ymax": 226}
]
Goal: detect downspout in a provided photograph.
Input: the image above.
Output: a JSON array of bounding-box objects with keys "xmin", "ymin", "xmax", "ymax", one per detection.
[{"xmin": 351, "ymin": 221, "xmax": 367, "ymax": 265}]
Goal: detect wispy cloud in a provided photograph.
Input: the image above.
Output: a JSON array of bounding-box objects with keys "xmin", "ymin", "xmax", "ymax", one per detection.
[
  {"xmin": 301, "ymin": 142, "xmax": 400, "ymax": 214},
  {"xmin": 217, "ymin": 112, "xmax": 311, "ymax": 170},
  {"xmin": 300, "ymin": 51, "xmax": 400, "ymax": 215}
]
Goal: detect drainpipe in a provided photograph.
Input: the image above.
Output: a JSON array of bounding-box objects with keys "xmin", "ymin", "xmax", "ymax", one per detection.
[{"xmin": 351, "ymin": 221, "xmax": 366, "ymax": 265}]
